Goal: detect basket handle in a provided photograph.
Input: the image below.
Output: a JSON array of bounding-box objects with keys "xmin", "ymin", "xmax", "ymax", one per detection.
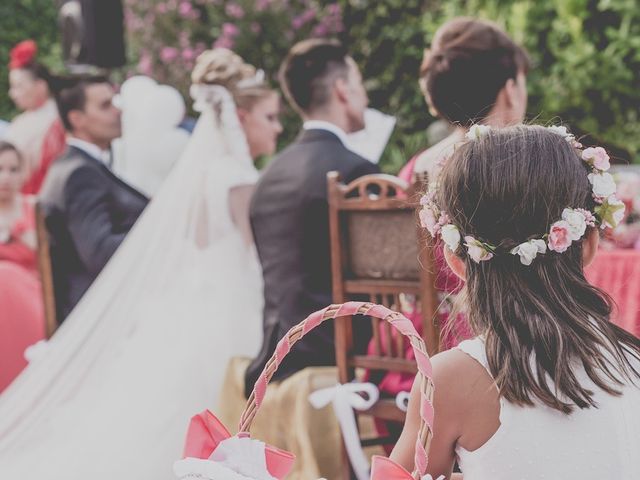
[{"xmin": 238, "ymin": 301, "xmax": 435, "ymax": 479}]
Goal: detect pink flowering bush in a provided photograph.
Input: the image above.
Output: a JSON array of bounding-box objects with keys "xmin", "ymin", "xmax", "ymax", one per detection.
[{"xmin": 124, "ymin": 0, "xmax": 343, "ymax": 101}]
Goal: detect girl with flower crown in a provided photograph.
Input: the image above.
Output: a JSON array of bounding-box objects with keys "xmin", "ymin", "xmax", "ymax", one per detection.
[{"xmin": 390, "ymin": 125, "xmax": 640, "ymax": 479}]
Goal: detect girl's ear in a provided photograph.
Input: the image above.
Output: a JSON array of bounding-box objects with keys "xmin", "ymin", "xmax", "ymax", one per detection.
[
  {"xmin": 444, "ymin": 246, "xmax": 466, "ymax": 281},
  {"xmin": 582, "ymin": 228, "xmax": 599, "ymax": 267}
]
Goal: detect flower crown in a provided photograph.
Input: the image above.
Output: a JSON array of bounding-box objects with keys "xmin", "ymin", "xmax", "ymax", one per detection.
[{"xmin": 419, "ymin": 124, "xmax": 625, "ymax": 265}]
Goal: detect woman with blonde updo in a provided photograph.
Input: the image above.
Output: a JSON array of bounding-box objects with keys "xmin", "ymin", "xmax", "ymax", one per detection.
[
  {"xmin": 191, "ymin": 48, "xmax": 282, "ymax": 244},
  {"xmin": 0, "ymin": 50, "xmax": 281, "ymax": 480}
]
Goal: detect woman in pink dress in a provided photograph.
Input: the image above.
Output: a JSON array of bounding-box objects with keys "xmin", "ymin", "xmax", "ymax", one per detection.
[
  {"xmin": 4, "ymin": 40, "xmax": 58, "ymax": 195},
  {"xmin": 369, "ymin": 22, "xmax": 532, "ymax": 426},
  {"xmin": 0, "ymin": 141, "xmax": 45, "ymax": 392},
  {"xmin": 402, "ymin": 17, "xmax": 530, "ymax": 347}
]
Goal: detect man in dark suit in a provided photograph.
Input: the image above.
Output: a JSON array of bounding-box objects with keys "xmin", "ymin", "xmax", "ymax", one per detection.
[
  {"xmin": 245, "ymin": 39, "xmax": 380, "ymax": 395},
  {"xmin": 39, "ymin": 75, "xmax": 148, "ymax": 321}
]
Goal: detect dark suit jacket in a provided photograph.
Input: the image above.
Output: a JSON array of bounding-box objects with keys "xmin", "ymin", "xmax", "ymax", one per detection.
[
  {"xmin": 245, "ymin": 129, "xmax": 380, "ymax": 396},
  {"xmin": 39, "ymin": 145, "xmax": 148, "ymax": 321}
]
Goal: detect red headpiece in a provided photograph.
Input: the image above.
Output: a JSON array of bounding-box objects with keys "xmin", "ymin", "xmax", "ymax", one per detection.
[{"xmin": 10, "ymin": 40, "xmax": 38, "ymax": 69}]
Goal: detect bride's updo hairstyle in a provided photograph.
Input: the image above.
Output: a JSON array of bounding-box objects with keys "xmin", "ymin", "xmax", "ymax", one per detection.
[
  {"xmin": 437, "ymin": 125, "xmax": 640, "ymax": 413},
  {"xmin": 420, "ymin": 17, "xmax": 529, "ymax": 126},
  {"xmin": 191, "ymin": 48, "xmax": 272, "ymax": 110}
]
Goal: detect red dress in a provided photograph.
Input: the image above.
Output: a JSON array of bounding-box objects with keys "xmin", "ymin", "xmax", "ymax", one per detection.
[
  {"xmin": 21, "ymin": 119, "xmax": 66, "ymax": 194},
  {"xmin": 0, "ymin": 196, "xmax": 45, "ymax": 392}
]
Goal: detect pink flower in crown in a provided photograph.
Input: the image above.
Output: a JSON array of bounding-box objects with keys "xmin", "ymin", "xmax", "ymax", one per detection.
[
  {"xmin": 575, "ymin": 208, "xmax": 597, "ymax": 227},
  {"xmin": 420, "ymin": 191, "xmax": 435, "ymax": 205},
  {"xmin": 419, "ymin": 206, "xmax": 439, "ymax": 236},
  {"xmin": 548, "ymin": 221, "xmax": 572, "ymax": 253},
  {"xmin": 582, "ymin": 146, "xmax": 610, "ymax": 171}
]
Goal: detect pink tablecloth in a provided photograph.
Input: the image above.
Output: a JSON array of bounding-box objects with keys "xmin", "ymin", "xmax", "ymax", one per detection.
[{"xmin": 585, "ymin": 249, "xmax": 640, "ymax": 337}]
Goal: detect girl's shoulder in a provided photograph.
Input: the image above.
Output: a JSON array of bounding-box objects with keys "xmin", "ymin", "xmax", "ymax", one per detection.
[
  {"xmin": 432, "ymin": 337, "xmax": 491, "ymax": 386},
  {"xmin": 432, "ymin": 338, "xmax": 495, "ymax": 408},
  {"xmin": 432, "ymin": 338, "xmax": 502, "ymax": 452}
]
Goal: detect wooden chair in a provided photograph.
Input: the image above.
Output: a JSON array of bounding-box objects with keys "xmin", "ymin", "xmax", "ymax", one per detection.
[
  {"xmin": 327, "ymin": 171, "xmax": 440, "ymax": 447},
  {"xmin": 35, "ymin": 202, "xmax": 58, "ymax": 338}
]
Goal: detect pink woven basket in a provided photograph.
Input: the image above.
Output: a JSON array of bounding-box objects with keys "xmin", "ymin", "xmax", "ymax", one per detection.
[{"xmin": 176, "ymin": 301, "xmax": 435, "ymax": 480}]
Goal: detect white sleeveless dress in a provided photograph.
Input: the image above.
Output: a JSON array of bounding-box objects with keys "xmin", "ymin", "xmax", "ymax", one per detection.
[{"xmin": 455, "ymin": 337, "xmax": 640, "ymax": 479}]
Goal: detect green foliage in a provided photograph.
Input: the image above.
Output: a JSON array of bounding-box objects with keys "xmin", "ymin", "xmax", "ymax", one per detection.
[
  {"xmin": 1, "ymin": 0, "xmax": 638, "ymax": 165},
  {"xmin": 125, "ymin": 0, "xmax": 344, "ymax": 147},
  {"xmin": 339, "ymin": 0, "xmax": 430, "ymax": 173},
  {"xmin": 413, "ymin": 0, "xmax": 640, "ymax": 163},
  {"xmin": 0, "ymin": 0, "xmax": 61, "ymax": 120}
]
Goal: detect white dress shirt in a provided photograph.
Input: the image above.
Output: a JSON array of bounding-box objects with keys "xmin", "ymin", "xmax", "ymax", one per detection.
[
  {"xmin": 302, "ymin": 120, "xmax": 349, "ymax": 146},
  {"xmin": 67, "ymin": 137, "xmax": 112, "ymax": 167}
]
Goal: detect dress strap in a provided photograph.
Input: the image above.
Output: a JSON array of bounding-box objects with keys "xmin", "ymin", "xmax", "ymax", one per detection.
[{"xmin": 455, "ymin": 337, "xmax": 494, "ymax": 379}]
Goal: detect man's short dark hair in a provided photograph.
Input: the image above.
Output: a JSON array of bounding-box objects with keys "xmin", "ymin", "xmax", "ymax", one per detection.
[
  {"xmin": 278, "ymin": 39, "xmax": 350, "ymax": 115},
  {"xmin": 52, "ymin": 74, "xmax": 111, "ymax": 132}
]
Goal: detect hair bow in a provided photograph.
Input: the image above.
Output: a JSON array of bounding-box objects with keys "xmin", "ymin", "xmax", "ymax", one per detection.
[
  {"xmin": 10, "ymin": 40, "xmax": 38, "ymax": 69},
  {"xmin": 180, "ymin": 410, "xmax": 294, "ymax": 479}
]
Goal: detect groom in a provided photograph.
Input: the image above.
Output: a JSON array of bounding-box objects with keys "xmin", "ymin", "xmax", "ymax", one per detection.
[
  {"xmin": 39, "ymin": 75, "xmax": 148, "ymax": 322},
  {"xmin": 245, "ymin": 39, "xmax": 379, "ymax": 395}
]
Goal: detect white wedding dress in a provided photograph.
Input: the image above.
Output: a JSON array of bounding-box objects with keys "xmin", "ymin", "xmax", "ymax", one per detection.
[{"xmin": 0, "ymin": 86, "xmax": 263, "ymax": 479}]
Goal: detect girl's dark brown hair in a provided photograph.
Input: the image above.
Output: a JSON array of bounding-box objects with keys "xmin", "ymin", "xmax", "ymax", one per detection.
[
  {"xmin": 437, "ymin": 125, "xmax": 640, "ymax": 413},
  {"xmin": 421, "ymin": 17, "xmax": 530, "ymax": 126}
]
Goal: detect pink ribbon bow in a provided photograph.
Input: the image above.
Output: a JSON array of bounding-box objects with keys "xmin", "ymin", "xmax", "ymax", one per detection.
[
  {"xmin": 182, "ymin": 410, "xmax": 295, "ymax": 479},
  {"xmin": 370, "ymin": 456, "xmax": 444, "ymax": 480}
]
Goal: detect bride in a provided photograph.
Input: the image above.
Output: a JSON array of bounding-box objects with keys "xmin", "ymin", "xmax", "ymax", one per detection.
[{"xmin": 0, "ymin": 49, "xmax": 282, "ymax": 478}]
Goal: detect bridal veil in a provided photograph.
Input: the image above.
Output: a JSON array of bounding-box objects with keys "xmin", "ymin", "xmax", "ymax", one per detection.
[{"xmin": 0, "ymin": 84, "xmax": 264, "ymax": 478}]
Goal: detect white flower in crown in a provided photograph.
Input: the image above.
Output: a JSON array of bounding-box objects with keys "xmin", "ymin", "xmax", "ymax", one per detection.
[
  {"xmin": 510, "ymin": 239, "xmax": 547, "ymax": 265},
  {"xmin": 547, "ymin": 125, "xmax": 575, "ymax": 143},
  {"xmin": 588, "ymin": 172, "xmax": 617, "ymax": 199},
  {"xmin": 440, "ymin": 224, "xmax": 461, "ymax": 252},
  {"xmin": 464, "ymin": 236, "xmax": 494, "ymax": 263},
  {"xmin": 465, "ymin": 124, "xmax": 491, "ymax": 140},
  {"xmin": 561, "ymin": 208, "xmax": 588, "ymax": 241},
  {"xmin": 595, "ymin": 195, "xmax": 625, "ymax": 229},
  {"xmin": 582, "ymin": 146, "xmax": 610, "ymax": 171}
]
